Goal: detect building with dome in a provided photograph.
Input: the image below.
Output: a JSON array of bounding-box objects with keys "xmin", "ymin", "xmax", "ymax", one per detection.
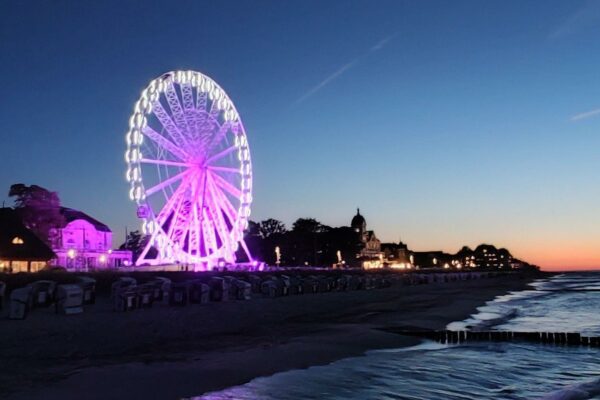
[{"xmin": 351, "ymin": 208, "xmax": 383, "ymax": 268}]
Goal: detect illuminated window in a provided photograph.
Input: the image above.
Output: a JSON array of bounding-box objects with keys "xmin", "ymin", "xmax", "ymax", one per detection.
[{"xmin": 12, "ymin": 237, "xmax": 24, "ymax": 245}]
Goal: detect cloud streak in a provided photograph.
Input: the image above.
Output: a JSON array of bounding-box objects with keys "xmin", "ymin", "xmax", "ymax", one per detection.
[
  {"xmin": 293, "ymin": 34, "xmax": 396, "ymax": 106},
  {"xmin": 549, "ymin": 0, "xmax": 600, "ymax": 39},
  {"xmin": 570, "ymin": 107, "xmax": 600, "ymax": 122}
]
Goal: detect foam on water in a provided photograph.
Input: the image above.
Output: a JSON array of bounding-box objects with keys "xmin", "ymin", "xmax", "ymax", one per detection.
[{"xmin": 191, "ymin": 273, "xmax": 600, "ymax": 400}]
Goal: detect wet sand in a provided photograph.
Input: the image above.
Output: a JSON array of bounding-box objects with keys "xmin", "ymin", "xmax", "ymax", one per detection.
[{"xmin": 0, "ymin": 274, "xmax": 534, "ymax": 399}]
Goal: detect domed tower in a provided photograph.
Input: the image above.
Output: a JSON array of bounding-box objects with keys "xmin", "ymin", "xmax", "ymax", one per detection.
[{"xmin": 351, "ymin": 208, "xmax": 367, "ymax": 242}]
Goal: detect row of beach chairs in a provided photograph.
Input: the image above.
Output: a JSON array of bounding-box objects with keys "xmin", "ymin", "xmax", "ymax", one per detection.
[
  {"xmin": 400, "ymin": 271, "xmax": 499, "ymax": 285},
  {"xmin": 1, "ymin": 277, "xmax": 96, "ymax": 320},
  {"xmin": 256, "ymin": 274, "xmax": 393, "ymax": 297},
  {"xmin": 110, "ymin": 276, "xmax": 253, "ymax": 312}
]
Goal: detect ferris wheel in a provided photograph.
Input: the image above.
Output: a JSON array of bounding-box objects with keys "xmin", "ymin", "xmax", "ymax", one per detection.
[{"xmin": 125, "ymin": 70, "xmax": 253, "ymax": 270}]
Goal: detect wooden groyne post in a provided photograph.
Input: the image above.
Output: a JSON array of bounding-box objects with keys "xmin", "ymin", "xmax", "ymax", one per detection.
[{"xmin": 383, "ymin": 328, "xmax": 599, "ymax": 347}]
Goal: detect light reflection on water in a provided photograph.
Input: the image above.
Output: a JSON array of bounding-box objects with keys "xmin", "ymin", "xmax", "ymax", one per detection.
[{"xmin": 192, "ymin": 273, "xmax": 600, "ymax": 400}]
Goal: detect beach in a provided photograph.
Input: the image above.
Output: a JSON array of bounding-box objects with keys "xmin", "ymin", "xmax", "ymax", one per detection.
[{"xmin": 0, "ymin": 273, "xmax": 535, "ymax": 399}]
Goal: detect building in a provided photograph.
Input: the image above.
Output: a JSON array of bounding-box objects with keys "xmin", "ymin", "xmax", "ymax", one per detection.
[
  {"xmin": 347, "ymin": 209, "xmax": 537, "ymax": 271},
  {"xmin": 351, "ymin": 208, "xmax": 384, "ymax": 268},
  {"xmin": 381, "ymin": 241, "xmax": 413, "ymax": 269},
  {"xmin": 0, "ymin": 208, "xmax": 55, "ymax": 273},
  {"xmin": 50, "ymin": 207, "xmax": 132, "ymax": 270}
]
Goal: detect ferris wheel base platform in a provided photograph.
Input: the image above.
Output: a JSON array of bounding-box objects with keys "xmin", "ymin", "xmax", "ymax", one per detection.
[{"xmin": 126, "ymin": 261, "xmax": 266, "ymax": 272}]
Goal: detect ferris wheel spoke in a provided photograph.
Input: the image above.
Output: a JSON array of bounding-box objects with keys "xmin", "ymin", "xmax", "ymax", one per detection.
[
  {"xmin": 196, "ymin": 91, "xmax": 207, "ymax": 111},
  {"xmin": 206, "ymin": 122, "xmax": 233, "ymax": 153},
  {"xmin": 145, "ymin": 169, "xmax": 191, "ymax": 197},
  {"xmin": 209, "ymin": 98, "xmax": 221, "ymax": 121},
  {"xmin": 204, "ymin": 145, "xmax": 238, "ymax": 166},
  {"xmin": 203, "ymin": 184, "xmax": 232, "ymax": 252},
  {"xmin": 210, "ymin": 170, "xmax": 242, "ymax": 198},
  {"xmin": 151, "ymin": 100, "xmax": 190, "ymax": 154},
  {"xmin": 206, "ymin": 174, "xmax": 238, "ymax": 224},
  {"xmin": 181, "ymin": 82, "xmax": 195, "ymax": 111},
  {"xmin": 206, "ymin": 178, "xmax": 239, "ymax": 246},
  {"xmin": 140, "ymin": 158, "xmax": 194, "ymax": 168},
  {"xmin": 194, "ymin": 173, "xmax": 210, "ymax": 255},
  {"xmin": 190, "ymin": 198, "xmax": 201, "ymax": 257},
  {"xmin": 143, "ymin": 126, "xmax": 190, "ymax": 162},
  {"xmin": 153, "ymin": 172, "xmax": 195, "ymax": 233},
  {"xmin": 165, "ymin": 82, "xmax": 192, "ymax": 136},
  {"xmin": 181, "ymin": 82, "xmax": 199, "ymax": 145},
  {"xmin": 207, "ymin": 166, "xmax": 241, "ymax": 174},
  {"xmin": 201, "ymin": 206, "xmax": 218, "ymax": 257},
  {"xmin": 177, "ymin": 175, "xmax": 204, "ymax": 252},
  {"xmin": 165, "ymin": 197, "xmax": 185, "ymax": 241}
]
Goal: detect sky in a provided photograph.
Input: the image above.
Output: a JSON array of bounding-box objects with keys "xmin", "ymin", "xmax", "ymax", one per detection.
[{"xmin": 1, "ymin": 0, "xmax": 600, "ymax": 271}]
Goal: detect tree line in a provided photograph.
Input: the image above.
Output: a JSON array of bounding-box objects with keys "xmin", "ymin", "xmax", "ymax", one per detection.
[{"xmin": 122, "ymin": 218, "xmax": 361, "ymax": 266}]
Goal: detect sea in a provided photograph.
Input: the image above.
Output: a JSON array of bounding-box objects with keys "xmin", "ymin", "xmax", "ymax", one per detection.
[{"xmin": 192, "ymin": 272, "xmax": 600, "ymax": 400}]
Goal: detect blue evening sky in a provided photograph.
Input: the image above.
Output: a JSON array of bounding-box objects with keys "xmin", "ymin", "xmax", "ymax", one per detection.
[{"xmin": 1, "ymin": 0, "xmax": 600, "ymax": 269}]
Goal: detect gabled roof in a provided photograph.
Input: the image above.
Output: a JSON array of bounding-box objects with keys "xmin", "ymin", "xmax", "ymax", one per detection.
[
  {"xmin": 60, "ymin": 207, "xmax": 111, "ymax": 232},
  {"xmin": 0, "ymin": 208, "xmax": 55, "ymax": 261}
]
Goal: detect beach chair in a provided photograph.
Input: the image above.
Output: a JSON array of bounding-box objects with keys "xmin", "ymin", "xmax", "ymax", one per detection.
[
  {"xmin": 248, "ymin": 275, "xmax": 262, "ymax": 293},
  {"xmin": 348, "ymin": 275, "xmax": 361, "ymax": 290},
  {"xmin": 0, "ymin": 281, "xmax": 6, "ymax": 310},
  {"xmin": 301, "ymin": 276, "xmax": 318, "ymax": 294},
  {"xmin": 110, "ymin": 277, "xmax": 137, "ymax": 299},
  {"xmin": 77, "ymin": 276, "xmax": 97, "ymax": 305},
  {"xmin": 233, "ymin": 279, "xmax": 252, "ymax": 300},
  {"xmin": 261, "ymin": 279, "xmax": 278, "ymax": 297},
  {"xmin": 137, "ymin": 284, "xmax": 155, "ymax": 308},
  {"xmin": 152, "ymin": 277, "xmax": 171, "ymax": 303},
  {"xmin": 336, "ymin": 276, "xmax": 348, "ymax": 291},
  {"xmin": 222, "ymin": 276, "xmax": 239, "ymax": 299},
  {"xmin": 55, "ymin": 284, "xmax": 84, "ymax": 315},
  {"xmin": 188, "ymin": 280, "xmax": 210, "ymax": 304},
  {"xmin": 169, "ymin": 282, "xmax": 189, "ymax": 306},
  {"xmin": 29, "ymin": 280, "xmax": 56, "ymax": 308},
  {"xmin": 114, "ymin": 286, "xmax": 139, "ymax": 311},
  {"xmin": 209, "ymin": 277, "xmax": 230, "ymax": 302},
  {"xmin": 288, "ymin": 275, "xmax": 303, "ymax": 295},
  {"xmin": 278, "ymin": 275, "xmax": 291, "ymax": 296},
  {"xmin": 9, "ymin": 286, "xmax": 32, "ymax": 320}
]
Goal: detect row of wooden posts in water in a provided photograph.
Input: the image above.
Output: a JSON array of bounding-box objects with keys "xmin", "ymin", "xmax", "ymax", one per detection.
[{"xmin": 385, "ymin": 328, "xmax": 600, "ymax": 347}]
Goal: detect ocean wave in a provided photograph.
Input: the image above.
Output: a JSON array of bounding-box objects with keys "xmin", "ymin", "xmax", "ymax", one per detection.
[{"xmin": 539, "ymin": 377, "xmax": 600, "ymax": 400}]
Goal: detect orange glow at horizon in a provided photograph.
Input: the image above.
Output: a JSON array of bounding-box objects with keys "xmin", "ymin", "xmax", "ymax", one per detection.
[{"xmin": 517, "ymin": 242, "xmax": 600, "ymax": 272}]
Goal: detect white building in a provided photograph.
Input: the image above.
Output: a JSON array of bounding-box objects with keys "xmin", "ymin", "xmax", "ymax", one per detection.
[{"xmin": 51, "ymin": 207, "xmax": 131, "ymax": 270}]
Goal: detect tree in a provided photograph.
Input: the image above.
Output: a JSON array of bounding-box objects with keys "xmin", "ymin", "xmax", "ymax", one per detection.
[
  {"xmin": 259, "ymin": 218, "xmax": 286, "ymax": 238},
  {"xmin": 291, "ymin": 218, "xmax": 326, "ymax": 234},
  {"xmin": 119, "ymin": 230, "xmax": 156, "ymax": 262},
  {"xmin": 8, "ymin": 183, "xmax": 66, "ymax": 246}
]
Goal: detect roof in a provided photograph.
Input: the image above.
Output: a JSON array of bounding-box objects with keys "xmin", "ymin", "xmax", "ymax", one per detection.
[
  {"xmin": 351, "ymin": 208, "xmax": 366, "ymax": 228},
  {"xmin": 60, "ymin": 207, "xmax": 111, "ymax": 232},
  {"xmin": 0, "ymin": 208, "xmax": 56, "ymax": 261}
]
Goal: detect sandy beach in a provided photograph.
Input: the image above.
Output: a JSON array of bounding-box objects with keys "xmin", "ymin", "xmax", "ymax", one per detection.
[{"xmin": 0, "ymin": 273, "xmax": 535, "ymax": 399}]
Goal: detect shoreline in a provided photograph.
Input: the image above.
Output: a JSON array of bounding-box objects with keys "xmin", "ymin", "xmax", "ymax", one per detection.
[{"xmin": 1, "ymin": 274, "xmax": 538, "ymax": 399}]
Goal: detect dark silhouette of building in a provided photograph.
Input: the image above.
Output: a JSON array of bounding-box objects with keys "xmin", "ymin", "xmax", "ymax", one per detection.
[
  {"xmin": 0, "ymin": 208, "xmax": 55, "ymax": 273},
  {"xmin": 351, "ymin": 208, "xmax": 383, "ymax": 268}
]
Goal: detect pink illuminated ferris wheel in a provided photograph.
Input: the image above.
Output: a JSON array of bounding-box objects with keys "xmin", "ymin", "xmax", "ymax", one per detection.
[{"xmin": 125, "ymin": 71, "xmax": 253, "ymax": 270}]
